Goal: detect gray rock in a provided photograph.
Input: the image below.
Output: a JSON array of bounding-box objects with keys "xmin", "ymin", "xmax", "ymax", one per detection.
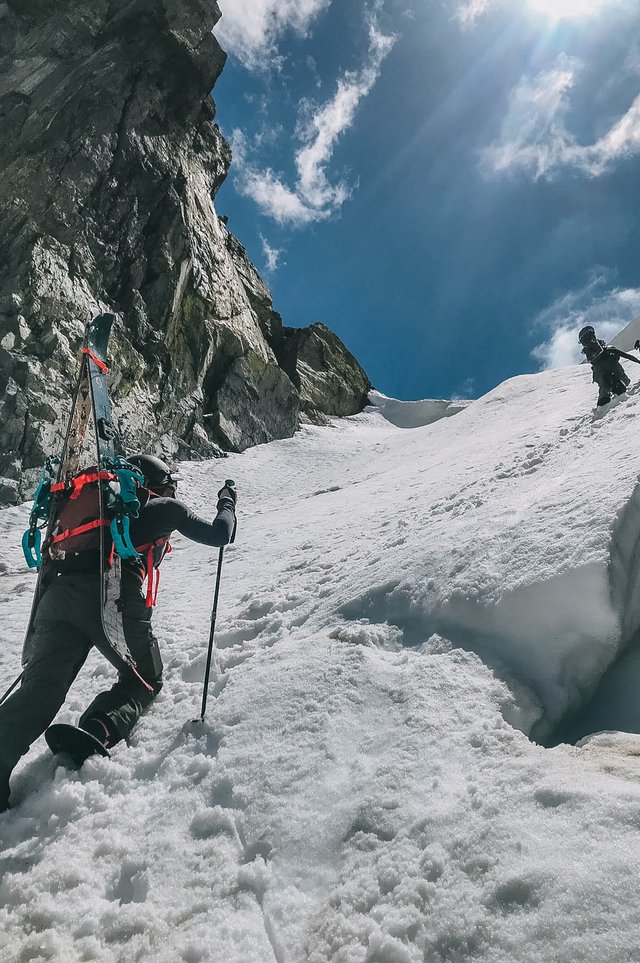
[
  {"xmin": 279, "ymin": 323, "xmax": 371, "ymax": 423},
  {"xmin": 0, "ymin": 0, "xmax": 371, "ymax": 505},
  {"xmin": 0, "ymin": 476, "xmax": 20, "ymax": 504}
]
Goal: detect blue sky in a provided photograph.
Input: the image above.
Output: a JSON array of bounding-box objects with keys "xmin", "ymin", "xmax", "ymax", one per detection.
[{"xmin": 213, "ymin": 0, "xmax": 640, "ymax": 401}]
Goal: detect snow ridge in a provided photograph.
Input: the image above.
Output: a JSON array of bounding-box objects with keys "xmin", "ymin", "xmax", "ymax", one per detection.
[{"xmin": 4, "ymin": 362, "xmax": 640, "ymax": 960}]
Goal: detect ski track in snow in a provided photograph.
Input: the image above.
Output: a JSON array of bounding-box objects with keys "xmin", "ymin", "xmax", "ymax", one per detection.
[{"xmin": 3, "ymin": 365, "xmax": 640, "ymax": 960}]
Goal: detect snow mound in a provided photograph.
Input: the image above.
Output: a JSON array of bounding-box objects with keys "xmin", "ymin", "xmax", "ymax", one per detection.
[{"xmin": 369, "ymin": 389, "xmax": 468, "ymax": 428}]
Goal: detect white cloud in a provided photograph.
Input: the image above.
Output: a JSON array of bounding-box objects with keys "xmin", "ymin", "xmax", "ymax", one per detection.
[
  {"xmin": 458, "ymin": 0, "xmax": 629, "ymax": 25},
  {"xmin": 484, "ymin": 55, "xmax": 579, "ymax": 178},
  {"xmin": 260, "ymin": 235, "xmax": 284, "ymax": 272},
  {"xmin": 484, "ymin": 54, "xmax": 640, "ymax": 179},
  {"xmin": 237, "ymin": 166, "xmax": 327, "ymax": 226},
  {"xmin": 532, "ymin": 273, "xmax": 640, "ymax": 369},
  {"xmin": 456, "ymin": 0, "xmax": 496, "ymax": 26},
  {"xmin": 216, "ymin": 0, "xmax": 331, "ymax": 71},
  {"xmin": 231, "ymin": 12, "xmax": 396, "ymax": 226}
]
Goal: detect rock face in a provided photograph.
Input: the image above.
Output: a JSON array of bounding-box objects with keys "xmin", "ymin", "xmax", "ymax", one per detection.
[
  {"xmin": 278, "ymin": 323, "xmax": 371, "ymax": 424},
  {"xmin": 0, "ymin": 0, "xmax": 371, "ymax": 505}
]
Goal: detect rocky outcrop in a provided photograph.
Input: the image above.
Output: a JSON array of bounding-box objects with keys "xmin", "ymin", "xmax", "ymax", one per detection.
[
  {"xmin": 224, "ymin": 231, "xmax": 370, "ymax": 425},
  {"xmin": 0, "ymin": 0, "xmax": 371, "ymax": 504},
  {"xmin": 278, "ymin": 323, "xmax": 371, "ymax": 424}
]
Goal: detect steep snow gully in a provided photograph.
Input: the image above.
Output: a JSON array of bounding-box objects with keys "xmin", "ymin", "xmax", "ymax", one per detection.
[
  {"xmin": 343, "ymin": 374, "xmax": 640, "ymax": 748},
  {"xmin": 553, "ymin": 470, "xmax": 640, "ymax": 745},
  {"xmin": 374, "ymin": 383, "xmax": 640, "ymax": 747},
  {"xmin": 5, "ymin": 360, "xmax": 640, "ymax": 960}
]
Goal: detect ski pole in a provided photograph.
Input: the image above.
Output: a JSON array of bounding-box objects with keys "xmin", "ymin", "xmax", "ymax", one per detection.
[
  {"xmin": 0, "ymin": 670, "xmax": 24, "ymax": 708},
  {"xmin": 199, "ymin": 546, "xmax": 225, "ymax": 721}
]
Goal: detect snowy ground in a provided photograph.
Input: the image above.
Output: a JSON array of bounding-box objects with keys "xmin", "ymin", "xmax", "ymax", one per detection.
[{"xmin": 3, "ymin": 360, "xmax": 640, "ymax": 961}]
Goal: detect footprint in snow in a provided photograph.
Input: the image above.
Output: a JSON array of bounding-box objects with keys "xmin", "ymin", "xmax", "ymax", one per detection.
[{"xmin": 106, "ymin": 861, "xmax": 149, "ymax": 905}]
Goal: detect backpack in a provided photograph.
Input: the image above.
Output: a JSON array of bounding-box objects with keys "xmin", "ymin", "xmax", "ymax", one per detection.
[
  {"xmin": 45, "ymin": 469, "xmax": 172, "ymax": 607},
  {"xmin": 46, "ymin": 470, "xmax": 117, "ymax": 561}
]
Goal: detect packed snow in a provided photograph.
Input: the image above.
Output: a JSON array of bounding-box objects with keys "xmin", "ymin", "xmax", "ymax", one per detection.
[
  {"xmin": 3, "ymin": 359, "xmax": 640, "ymax": 961},
  {"xmin": 367, "ymin": 391, "xmax": 467, "ymax": 429}
]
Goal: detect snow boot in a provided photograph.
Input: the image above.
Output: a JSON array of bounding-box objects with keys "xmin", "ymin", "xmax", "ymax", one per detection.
[
  {"xmin": 81, "ymin": 716, "xmax": 112, "ymax": 748},
  {"xmin": 45, "ymin": 723, "xmax": 110, "ymax": 767}
]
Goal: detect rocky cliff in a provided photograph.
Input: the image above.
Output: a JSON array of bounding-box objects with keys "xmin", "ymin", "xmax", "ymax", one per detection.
[{"xmin": 0, "ymin": 0, "xmax": 371, "ymax": 504}]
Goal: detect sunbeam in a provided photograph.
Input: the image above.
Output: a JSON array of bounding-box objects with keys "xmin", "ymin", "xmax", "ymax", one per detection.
[{"xmin": 528, "ymin": 0, "xmax": 619, "ymax": 21}]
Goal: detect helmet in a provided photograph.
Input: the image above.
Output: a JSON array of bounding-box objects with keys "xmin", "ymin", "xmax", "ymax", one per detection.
[
  {"xmin": 127, "ymin": 453, "xmax": 178, "ymax": 496},
  {"xmin": 578, "ymin": 325, "xmax": 596, "ymax": 344}
]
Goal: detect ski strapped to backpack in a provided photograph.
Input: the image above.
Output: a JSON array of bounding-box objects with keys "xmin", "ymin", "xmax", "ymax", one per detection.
[
  {"xmin": 21, "ymin": 314, "xmax": 157, "ymax": 690},
  {"xmin": 23, "ymin": 457, "xmax": 146, "ymax": 569}
]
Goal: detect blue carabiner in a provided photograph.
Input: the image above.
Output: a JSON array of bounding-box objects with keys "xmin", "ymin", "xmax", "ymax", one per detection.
[
  {"xmin": 22, "ymin": 457, "xmax": 59, "ymax": 568},
  {"xmin": 110, "ymin": 514, "xmax": 141, "ymax": 561},
  {"xmin": 22, "ymin": 528, "xmax": 42, "ymax": 569}
]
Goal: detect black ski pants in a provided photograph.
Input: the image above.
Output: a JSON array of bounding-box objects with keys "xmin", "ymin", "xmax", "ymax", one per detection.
[
  {"xmin": 0, "ymin": 572, "xmax": 162, "ymax": 775},
  {"xmin": 592, "ymin": 356, "xmax": 630, "ymax": 404}
]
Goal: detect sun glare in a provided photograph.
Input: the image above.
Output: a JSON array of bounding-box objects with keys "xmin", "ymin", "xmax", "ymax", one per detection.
[{"xmin": 527, "ymin": 0, "xmax": 616, "ymax": 20}]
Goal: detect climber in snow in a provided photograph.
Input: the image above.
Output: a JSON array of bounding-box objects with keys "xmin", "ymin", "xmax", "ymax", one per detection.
[
  {"xmin": 0, "ymin": 455, "xmax": 237, "ymax": 812},
  {"xmin": 578, "ymin": 326, "xmax": 640, "ymax": 407}
]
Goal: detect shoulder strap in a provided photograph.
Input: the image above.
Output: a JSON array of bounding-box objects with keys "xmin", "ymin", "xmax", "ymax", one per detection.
[
  {"xmin": 134, "ymin": 536, "xmax": 173, "ymax": 607},
  {"xmin": 51, "ymin": 471, "xmax": 116, "ymax": 500}
]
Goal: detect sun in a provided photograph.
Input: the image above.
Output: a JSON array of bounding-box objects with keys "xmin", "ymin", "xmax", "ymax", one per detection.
[{"xmin": 527, "ymin": 0, "xmax": 616, "ymax": 20}]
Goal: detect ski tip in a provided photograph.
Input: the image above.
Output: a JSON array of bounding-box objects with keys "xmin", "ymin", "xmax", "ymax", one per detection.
[{"xmin": 87, "ymin": 313, "xmax": 116, "ymax": 338}]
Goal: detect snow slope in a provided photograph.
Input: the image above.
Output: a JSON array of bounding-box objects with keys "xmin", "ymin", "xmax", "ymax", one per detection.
[{"xmin": 2, "ymin": 359, "xmax": 640, "ymax": 961}]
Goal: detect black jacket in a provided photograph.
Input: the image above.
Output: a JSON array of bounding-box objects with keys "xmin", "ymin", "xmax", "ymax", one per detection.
[
  {"xmin": 52, "ymin": 496, "xmax": 236, "ymax": 575},
  {"xmin": 129, "ymin": 496, "xmax": 236, "ymax": 550},
  {"xmin": 603, "ymin": 345, "xmax": 640, "ymax": 365},
  {"xmin": 583, "ymin": 339, "xmax": 640, "ymax": 367}
]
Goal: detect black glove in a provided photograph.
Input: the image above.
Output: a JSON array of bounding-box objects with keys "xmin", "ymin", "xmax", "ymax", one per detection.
[
  {"xmin": 635, "ymin": 340, "xmax": 640, "ymax": 351},
  {"xmin": 217, "ymin": 479, "xmax": 237, "ymax": 507}
]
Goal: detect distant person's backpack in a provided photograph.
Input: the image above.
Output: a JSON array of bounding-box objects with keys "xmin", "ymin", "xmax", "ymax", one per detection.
[{"xmin": 599, "ymin": 351, "xmax": 630, "ymax": 389}]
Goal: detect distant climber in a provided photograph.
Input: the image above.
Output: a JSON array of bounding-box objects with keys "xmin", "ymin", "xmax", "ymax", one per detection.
[
  {"xmin": 0, "ymin": 455, "xmax": 237, "ymax": 812},
  {"xmin": 578, "ymin": 326, "xmax": 640, "ymax": 407}
]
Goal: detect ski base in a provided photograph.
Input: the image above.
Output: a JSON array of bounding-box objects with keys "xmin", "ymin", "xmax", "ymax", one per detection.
[{"xmin": 45, "ymin": 724, "xmax": 111, "ymax": 767}]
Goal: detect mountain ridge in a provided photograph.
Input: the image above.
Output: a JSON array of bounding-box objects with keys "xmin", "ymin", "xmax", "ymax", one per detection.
[{"xmin": 0, "ymin": 0, "xmax": 370, "ymax": 505}]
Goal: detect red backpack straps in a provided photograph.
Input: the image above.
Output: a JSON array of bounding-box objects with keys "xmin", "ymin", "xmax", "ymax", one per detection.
[
  {"xmin": 135, "ymin": 536, "xmax": 172, "ymax": 607},
  {"xmin": 47, "ymin": 471, "xmax": 117, "ymax": 559}
]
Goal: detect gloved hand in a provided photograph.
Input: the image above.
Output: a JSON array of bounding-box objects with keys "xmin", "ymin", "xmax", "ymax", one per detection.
[
  {"xmin": 217, "ymin": 479, "xmax": 237, "ymax": 507},
  {"xmin": 635, "ymin": 340, "xmax": 640, "ymax": 351}
]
